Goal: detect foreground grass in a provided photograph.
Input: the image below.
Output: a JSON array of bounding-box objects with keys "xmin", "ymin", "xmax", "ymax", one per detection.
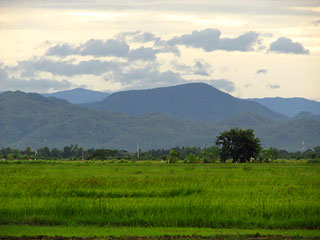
[
  {"xmin": 0, "ymin": 161, "xmax": 319, "ymax": 232},
  {"xmin": 1, "ymin": 225, "xmax": 320, "ymax": 238}
]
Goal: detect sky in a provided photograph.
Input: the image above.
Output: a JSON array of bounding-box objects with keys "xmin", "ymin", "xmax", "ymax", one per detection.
[{"xmin": 0, "ymin": 0, "xmax": 319, "ymax": 100}]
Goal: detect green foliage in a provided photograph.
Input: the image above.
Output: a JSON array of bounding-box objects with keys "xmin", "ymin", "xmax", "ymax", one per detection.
[
  {"xmin": 169, "ymin": 149, "xmax": 179, "ymax": 163},
  {"xmin": 216, "ymin": 128, "xmax": 262, "ymax": 163},
  {"xmin": 90, "ymin": 149, "xmax": 118, "ymax": 161},
  {"xmin": 306, "ymin": 159, "xmax": 320, "ymax": 163},
  {"xmin": 185, "ymin": 153, "xmax": 196, "ymax": 163},
  {"xmin": 260, "ymin": 147, "xmax": 279, "ymax": 163}
]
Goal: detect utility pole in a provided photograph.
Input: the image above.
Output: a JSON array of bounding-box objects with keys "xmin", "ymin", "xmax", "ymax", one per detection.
[
  {"xmin": 82, "ymin": 147, "xmax": 84, "ymax": 160},
  {"xmin": 302, "ymin": 140, "xmax": 305, "ymax": 153},
  {"xmin": 137, "ymin": 139, "xmax": 140, "ymax": 159}
]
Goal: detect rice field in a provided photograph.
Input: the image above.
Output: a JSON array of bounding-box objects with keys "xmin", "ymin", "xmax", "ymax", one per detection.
[{"xmin": 0, "ymin": 160, "xmax": 319, "ymax": 237}]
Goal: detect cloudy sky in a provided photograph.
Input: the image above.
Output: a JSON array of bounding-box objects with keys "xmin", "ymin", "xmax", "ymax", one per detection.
[{"xmin": 0, "ymin": 0, "xmax": 319, "ymax": 100}]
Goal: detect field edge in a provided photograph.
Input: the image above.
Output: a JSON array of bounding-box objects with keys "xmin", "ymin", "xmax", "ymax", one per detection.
[{"xmin": 0, "ymin": 226, "xmax": 320, "ymax": 238}]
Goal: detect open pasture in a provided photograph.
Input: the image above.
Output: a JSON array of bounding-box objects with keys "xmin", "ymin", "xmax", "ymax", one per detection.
[{"xmin": 0, "ymin": 161, "xmax": 319, "ymax": 237}]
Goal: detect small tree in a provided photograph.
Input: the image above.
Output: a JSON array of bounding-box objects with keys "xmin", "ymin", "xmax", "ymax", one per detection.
[
  {"xmin": 215, "ymin": 128, "xmax": 261, "ymax": 163},
  {"xmin": 90, "ymin": 149, "xmax": 118, "ymax": 161},
  {"xmin": 260, "ymin": 147, "xmax": 278, "ymax": 162},
  {"xmin": 185, "ymin": 153, "xmax": 196, "ymax": 163},
  {"xmin": 25, "ymin": 147, "xmax": 33, "ymax": 157},
  {"xmin": 169, "ymin": 149, "xmax": 179, "ymax": 163}
]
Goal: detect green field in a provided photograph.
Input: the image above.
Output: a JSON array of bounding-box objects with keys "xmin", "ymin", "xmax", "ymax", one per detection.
[{"xmin": 0, "ymin": 160, "xmax": 319, "ymax": 238}]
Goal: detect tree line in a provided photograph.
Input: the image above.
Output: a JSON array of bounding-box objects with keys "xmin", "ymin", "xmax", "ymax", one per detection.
[{"xmin": 1, "ymin": 128, "xmax": 319, "ymax": 162}]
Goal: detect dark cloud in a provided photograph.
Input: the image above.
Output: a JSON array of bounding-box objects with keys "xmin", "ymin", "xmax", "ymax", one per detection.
[
  {"xmin": 256, "ymin": 69, "xmax": 268, "ymax": 75},
  {"xmin": 172, "ymin": 59, "xmax": 212, "ymax": 76},
  {"xmin": 120, "ymin": 65, "xmax": 184, "ymax": 85},
  {"xmin": 269, "ymin": 37, "xmax": 309, "ymax": 54},
  {"xmin": 117, "ymin": 31, "xmax": 161, "ymax": 43},
  {"xmin": 267, "ymin": 84, "xmax": 280, "ymax": 89},
  {"xmin": 80, "ymin": 39, "xmax": 129, "ymax": 57},
  {"xmin": 46, "ymin": 36, "xmax": 179, "ymax": 59},
  {"xmin": 208, "ymin": 79, "xmax": 235, "ymax": 92},
  {"xmin": 0, "ymin": 66, "xmax": 9, "ymax": 79},
  {"xmin": 13, "ymin": 58, "xmax": 120, "ymax": 77},
  {"xmin": 312, "ymin": 20, "xmax": 320, "ymax": 26},
  {"xmin": 114, "ymin": 31, "xmax": 181, "ymax": 57},
  {"xmin": 46, "ymin": 39, "xmax": 130, "ymax": 58},
  {"xmin": 168, "ymin": 29, "xmax": 260, "ymax": 52},
  {"xmin": 102, "ymin": 62, "xmax": 186, "ymax": 90},
  {"xmin": 46, "ymin": 43, "xmax": 78, "ymax": 57},
  {"xmin": 154, "ymin": 43, "xmax": 181, "ymax": 57},
  {"xmin": 0, "ymin": 65, "xmax": 75, "ymax": 92},
  {"xmin": 193, "ymin": 60, "xmax": 211, "ymax": 76},
  {"xmin": 128, "ymin": 47, "xmax": 157, "ymax": 61}
]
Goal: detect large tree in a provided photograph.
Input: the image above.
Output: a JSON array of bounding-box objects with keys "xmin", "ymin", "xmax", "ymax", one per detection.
[{"xmin": 215, "ymin": 128, "xmax": 261, "ymax": 163}]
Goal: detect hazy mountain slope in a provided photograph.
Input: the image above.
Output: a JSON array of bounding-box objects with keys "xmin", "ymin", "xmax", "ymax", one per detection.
[
  {"xmin": 42, "ymin": 88, "xmax": 109, "ymax": 104},
  {"xmin": 0, "ymin": 91, "xmax": 220, "ymax": 151},
  {"xmin": 218, "ymin": 112, "xmax": 320, "ymax": 151},
  {"xmin": 83, "ymin": 83, "xmax": 287, "ymax": 122},
  {"xmin": 1, "ymin": 91, "xmax": 319, "ymax": 151},
  {"xmin": 261, "ymin": 119, "xmax": 320, "ymax": 151},
  {"xmin": 293, "ymin": 111, "xmax": 320, "ymax": 121},
  {"xmin": 250, "ymin": 97, "xmax": 320, "ymax": 117}
]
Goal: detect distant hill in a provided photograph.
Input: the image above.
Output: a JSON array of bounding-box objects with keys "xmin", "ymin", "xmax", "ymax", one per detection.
[
  {"xmin": 83, "ymin": 83, "xmax": 287, "ymax": 123},
  {"xmin": 0, "ymin": 90, "xmax": 319, "ymax": 151},
  {"xmin": 218, "ymin": 112, "xmax": 320, "ymax": 151},
  {"xmin": 249, "ymin": 97, "xmax": 320, "ymax": 117},
  {"xmin": 260, "ymin": 118, "xmax": 320, "ymax": 151},
  {"xmin": 0, "ymin": 91, "xmax": 220, "ymax": 151},
  {"xmin": 42, "ymin": 88, "xmax": 109, "ymax": 104},
  {"xmin": 293, "ymin": 111, "xmax": 320, "ymax": 121}
]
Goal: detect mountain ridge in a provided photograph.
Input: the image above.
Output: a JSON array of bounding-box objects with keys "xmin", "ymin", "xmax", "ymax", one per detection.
[
  {"xmin": 249, "ymin": 97, "xmax": 320, "ymax": 117},
  {"xmin": 1, "ymin": 89, "xmax": 319, "ymax": 151},
  {"xmin": 82, "ymin": 83, "xmax": 287, "ymax": 123},
  {"xmin": 42, "ymin": 88, "xmax": 109, "ymax": 104}
]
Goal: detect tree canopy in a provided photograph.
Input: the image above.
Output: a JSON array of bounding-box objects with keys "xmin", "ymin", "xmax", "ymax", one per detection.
[{"xmin": 215, "ymin": 128, "xmax": 261, "ymax": 163}]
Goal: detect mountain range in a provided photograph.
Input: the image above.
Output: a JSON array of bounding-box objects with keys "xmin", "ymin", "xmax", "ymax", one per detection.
[
  {"xmin": 1, "ymin": 83, "xmax": 319, "ymax": 151},
  {"xmin": 0, "ymin": 91, "xmax": 220, "ymax": 151},
  {"xmin": 39, "ymin": 85, "xmax": 320, "ymax": 119},
  {"xmin": 42, "ymin": 88, "xmax": 109, "ymax": 104},
  {"xmin": 82, "ymin": 83, "xmax": 287, "ymax": 123},
  {"xmin": 249, "ymin": 97, "xmax": 320, "ymax": 117}
]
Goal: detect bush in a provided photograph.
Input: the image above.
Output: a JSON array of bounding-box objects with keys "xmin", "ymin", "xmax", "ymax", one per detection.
[{"xmin": 306, "ymin": 159, "xmax": 320, "ymax": 163}]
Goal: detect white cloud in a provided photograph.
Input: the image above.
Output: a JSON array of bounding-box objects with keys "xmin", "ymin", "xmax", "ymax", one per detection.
[
  {"xmin": 208, "ymin": 79, "xmax": 235, "ymax": 92},
  {"xmin": 0, "ymin": 65, "xmax": 75, "ymax": 92},
  {"xmin": 267, "ymin": 84, "xmax": 280, "ymax": 89},
  {"xmin": 11, "ymin": 58, "xmax": 122, "ymax": 77},
  {"xmin": 256, "ymin": 69, "xmax": 268, "ymax": 75},
  {"xmin": 269, "ymin": 37, "xmax": 309, "ymax": 54},
  {"xmin": 168, "ymin": 29, "xmax": 261, "ymax": 52}
]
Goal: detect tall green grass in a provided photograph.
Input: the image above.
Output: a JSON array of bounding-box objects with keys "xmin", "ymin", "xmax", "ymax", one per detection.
[{"xmin": 0, "ymin": 162, "xmax": 319, "ymax": 229}]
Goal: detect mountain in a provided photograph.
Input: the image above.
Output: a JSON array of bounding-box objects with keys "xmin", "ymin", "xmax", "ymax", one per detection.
[
  {"xmin": 217, "ymin": 112, "xmax": 320, "ymax": 151},
  {"xmin": 249, "ymin": 97, "xmax": 320, "ymax": 117},
  {"xmin": 82, "ymin": 83, "xmax": 287, "ymax": 123},
  {"xmin": 42, "ymin": 88, "xmax": 109, "ymax": 104},
  {"xmin": 0, "ymin": 90, "xmax": 319, "ymax": 151},
  {"xmin": 260, "ymin": 118, "xmax": 320, "ymax": 151},
  {"xmin": 0, "ymin": 91, "xmax": 220, "ymax": 151},
  {"xmin": 293, "ymin": 111, "xmax": 320, "ymax": 121}
]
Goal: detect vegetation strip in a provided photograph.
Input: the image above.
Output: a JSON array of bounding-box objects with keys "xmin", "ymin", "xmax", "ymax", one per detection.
[
  {"xmin": 1, "ymin": 226, "xmax": 320, "ymax": 238},
  {"xmin": 1, "ymin": 162, "xmax": 320, "ymax": 231}
]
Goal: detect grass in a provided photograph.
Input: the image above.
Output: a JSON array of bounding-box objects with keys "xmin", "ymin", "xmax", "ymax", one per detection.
[
  {"xmin": 0, "ymin": 161, "xmax": 319, "ymax": 237},
  {"xmin": 1, "ymin": 225, "xmax": 320, "ymax": 238}
]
